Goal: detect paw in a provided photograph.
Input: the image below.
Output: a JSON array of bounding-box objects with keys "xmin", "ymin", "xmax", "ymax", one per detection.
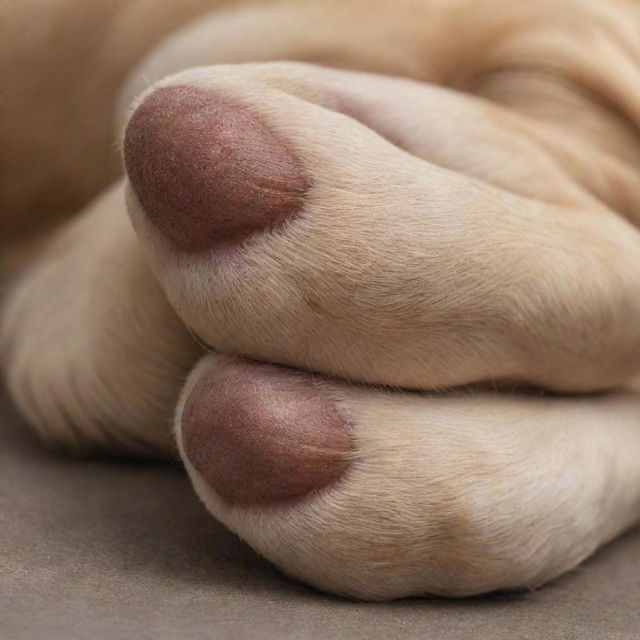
[
  {"xmin": 4, "ymin": 61, "xmax": 640, "ymax": 602},
  {"xmin": 123, "ymin": 62, "xmax": 640, "ymax": 393},
  {"xmin": 175, "ymin": 353, "xmax": 640, "ymax": 599}
]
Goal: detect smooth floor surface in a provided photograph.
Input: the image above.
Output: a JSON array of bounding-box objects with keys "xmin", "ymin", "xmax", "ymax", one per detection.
[{"xmin": 2, "ymin": 385, "xmax": 639, "ymax": 640}]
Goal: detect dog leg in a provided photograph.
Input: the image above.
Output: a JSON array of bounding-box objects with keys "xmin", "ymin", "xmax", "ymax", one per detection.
[{"xmin": 1, "ymin": 183, "xmax": 200, "ymax": 454}]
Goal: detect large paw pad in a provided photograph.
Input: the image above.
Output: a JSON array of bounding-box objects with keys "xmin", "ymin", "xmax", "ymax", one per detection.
[
  {"xmin": 180, "ymin": 359, "xmax": 352, "ymax": 504},
  {"xmin": 124, "ymin": 85, "xmax": 310, "ymax": 251}
]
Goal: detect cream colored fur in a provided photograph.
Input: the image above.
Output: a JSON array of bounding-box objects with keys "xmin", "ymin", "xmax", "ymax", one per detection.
[
  {"xmin": 3, "ymin": 0, "xmax": 640, "ymax": 600},
  {"xmin": 179, "ymin": 354, "xmax": 640, "ymax": 599},
  {"xmin": 127, "ymin": 63, "xmax": 640, "ymax": 393}
]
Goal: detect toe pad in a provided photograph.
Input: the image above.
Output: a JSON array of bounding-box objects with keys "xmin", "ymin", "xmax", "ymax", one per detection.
[
  {"xmin": 124, "ymin": 85, "xmax": 309, "ymax": 252},
  {"xmin": 181, "ymin": 360, "xmax": 351, "ymax": 504}
]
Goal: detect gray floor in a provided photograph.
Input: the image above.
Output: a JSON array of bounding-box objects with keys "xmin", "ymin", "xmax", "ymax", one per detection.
[{"xmin": 2, "ymin": 385, "xmax": 639, "ymax": 640}]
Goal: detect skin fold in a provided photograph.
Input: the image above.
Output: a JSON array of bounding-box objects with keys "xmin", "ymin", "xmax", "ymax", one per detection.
[{"xmin": 2, "ymin": 0, "xmax": 640, "ymax": 600}]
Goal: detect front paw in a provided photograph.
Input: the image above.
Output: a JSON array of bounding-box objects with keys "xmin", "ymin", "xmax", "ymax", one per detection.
[
  {"xmin": 175, "ymin": 353, "xmax": 640, "ymax": 600},
  {"xmin": 124, "ymin": 62, "xmax": 640, "ymax": 394}
]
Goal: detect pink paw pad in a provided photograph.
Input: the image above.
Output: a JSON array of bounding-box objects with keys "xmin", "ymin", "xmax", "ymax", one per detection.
[
  {"xmin": 124, "ymin": 85, "xmax": 309, "ymax": 252},
  {"xmin": 180, "ymin": 360, "xmax": 352, "ymax": 505}
]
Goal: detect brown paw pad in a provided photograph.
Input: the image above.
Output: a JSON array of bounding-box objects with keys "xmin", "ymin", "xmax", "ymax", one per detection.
[
  {"xmin": 124, "ymin": 85, "xmax": 309, "ymax": 252},
  {"xmin": 180, "ymin": 360, "xmax": 352, "ymax": 505}
]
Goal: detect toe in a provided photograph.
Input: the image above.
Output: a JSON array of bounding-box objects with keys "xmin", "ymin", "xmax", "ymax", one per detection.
[{"xmin": 124, "ymin": 85, "xmax": 310, "ymax": 252}]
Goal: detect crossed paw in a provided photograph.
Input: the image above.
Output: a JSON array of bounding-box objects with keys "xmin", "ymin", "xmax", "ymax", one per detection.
[{"xmin": 4, "ymin": 61, "xmax": 640, "ymax": 599}]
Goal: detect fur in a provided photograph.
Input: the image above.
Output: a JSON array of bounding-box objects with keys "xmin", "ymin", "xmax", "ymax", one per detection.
[{"xmin": 2, "ymin": 0, "xmax": 640, "ymax": 600}]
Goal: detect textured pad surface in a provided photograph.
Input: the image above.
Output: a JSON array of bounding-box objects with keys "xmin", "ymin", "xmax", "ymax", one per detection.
[{"xmin": 124, "ymin": 85, "xmax": 309, "ymax": 251}]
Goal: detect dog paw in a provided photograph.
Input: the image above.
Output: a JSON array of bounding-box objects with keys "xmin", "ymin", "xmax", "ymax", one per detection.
[
  {"xmin": 176, "ymin": 352, "xmax": 640, "ymax": 599},
  {"xmin": 4, "ymin": 61, "xmax": 640, "ymax": 600},
  {"xmin": 124, "ymin": 62, "xmax": 640, "ymax": 393}
]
